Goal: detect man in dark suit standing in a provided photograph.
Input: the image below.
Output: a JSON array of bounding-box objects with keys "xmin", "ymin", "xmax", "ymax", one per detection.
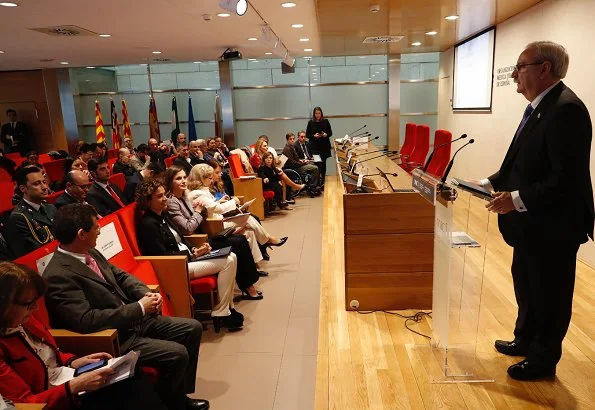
[
  {"xmin": 43, "ymin": 204, "xmax": 208, "ymax": 410},
  {"xmin": 9, "ymin": 166, "xmax": 57, "ymax": 257},
  {"xmin": 1, "ymin": 109, "xmax": 30, "ymax": 155},
  {"xmin": 174, "ymin": 144, "xmax": 193, "ymax": 175},
  {"xmin": 478, "ymin": 41, "xmax": 593, "ymax": 380},
  {"xmin": 86, "ymin": 158, "xmax": 128, "ymax": 216},
  {"xmin": 54, "ymin": 170, "xmax": 92, "ymax": 209}
]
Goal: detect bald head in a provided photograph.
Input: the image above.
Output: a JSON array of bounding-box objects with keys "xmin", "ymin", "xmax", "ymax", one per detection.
[
  {"xmin": 65, "ymin": 170, "xmax": 90, "ymax": 202},
  {"xmin": 118, "ymin": 148, "xmax": 131, "ymax": 164}
]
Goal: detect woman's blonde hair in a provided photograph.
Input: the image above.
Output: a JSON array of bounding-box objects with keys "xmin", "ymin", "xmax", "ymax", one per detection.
[
  {"xmin": 187, "ymin": 163, "xmax": 214, "ymax": 190},
  {"xmin": 254, "ymin": 138, "xmax": 268, "ymax": 155}
]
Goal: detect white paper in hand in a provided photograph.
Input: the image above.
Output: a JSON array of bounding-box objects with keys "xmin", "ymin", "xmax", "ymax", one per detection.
[
  {"xmin": 278, "ymin": 154, "xmax": 289, "ymax": 168},
  {"xmin": 238, "ymin": 198, "xmax": 255, "ymax": 212},
  {"xmin": 313, "ymin": 154, "xmax": 322, "ymax": 162}
]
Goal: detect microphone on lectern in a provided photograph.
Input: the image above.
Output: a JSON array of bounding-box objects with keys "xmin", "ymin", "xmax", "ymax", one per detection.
[
  {"xmin": 422, "ymin": 133, "xmax": 467, "ymax": 173},
  {"xmin": 354, "ymin": 136, "xmax": 380, "ymax": 146},
  {"xmin": 440, "ymin": 139, "xmax": 475, "ymax": 183}
]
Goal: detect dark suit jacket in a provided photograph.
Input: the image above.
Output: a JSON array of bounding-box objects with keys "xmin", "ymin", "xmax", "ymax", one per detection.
[
  {"xmin": 189, "ymin": 153, "xmax": 206, "ymax": 166},
  {"xmin": 136, "ymin": 209, "xmax": 191, "ymax": 257},
  {"xmin": 112, "ymin": 160, "xmax": 136, "ymax": 178},
  {"xmin": 281, "ymin": 143, "xmax": 304, "ymax": 169},
  {"xmin": 9, "ymin": 200, "xmax": 57, "ymax": 257},
  {"xmin": 295, "ymin": 140, "xmax": 313, "ymax": 160},
  {"xmin": 1, "ymin": 122, "xmax": 29, "ymax": 155},
  {"xmin": 306, "ymin": 119, "xmax": 332, "ymax": 155},
  {"xmin": 174, "ymin": 157, "xmax": 193, "ymax": 175},
  {"xmin": 86, "ymin": 181, "xmax": 127, "ymax": 216},
  {"xmin": 43, "ymin": 248, "xmax": 149, "ymax": 340},
  {"xmin": 489, "ymin": 82, "xmax": 594, "ymax": 246},
  {"xmin": 123, "ymin": 172, "xmax": 143, "ymax": 204},
  {"xmin": 54, "ymin": 191, "xmax": 82, "ymax": 209}
]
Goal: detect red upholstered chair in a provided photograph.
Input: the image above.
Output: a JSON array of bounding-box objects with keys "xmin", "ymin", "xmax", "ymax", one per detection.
[
  {"xmin": 400, "ymin": 123, "xmax": 417, "ymax": 161},
  {"xmin": 5, "ymin": 152, "xmax": 21, "ymax": 162},
  {"xmin": 164, "ymin": 155, "xmax": 177, "ymax": 168},
  {"xmin": 109, "ymin": 172, "xmax": 126, "ymax": 192},
  {"xmin": 107, "ymin": 149, "xmax": 118, "ymax": 159},
  {"xmin": 0, "ymin": 167, "xmax": 12, "ymax": 182},
  {"xmin": 0, "ymin": 181, "xmax": 14, "ymax": 215},
  {"xmin": 37, "ymin": 153, "xmax": 52, "ymax": 165},
  {"xmin": 401, "ymin": 124, "xmax": 430, "ymax": 173},
  {"xmin": 228, "ymin": 154, "xmax": 267, "ymax": 219},
  {"xmin": 45, "ymin": 190, "xmax": 64, "ymax": 205},
  {"xmin": 108, "ymin": 157, "xmax": 117, "ymax": 171},
  {"xmin": 425, "ymin": 129, "xmax": 452, "ymax": 179},
  {"xmin": 43, "ymin": 159, "xmax": 67, "ymax": 184}
]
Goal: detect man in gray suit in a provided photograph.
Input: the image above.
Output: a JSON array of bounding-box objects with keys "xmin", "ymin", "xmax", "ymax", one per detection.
[{"xmin": 43, "ymin": 204, "xmax": 209, "ymax": 410}]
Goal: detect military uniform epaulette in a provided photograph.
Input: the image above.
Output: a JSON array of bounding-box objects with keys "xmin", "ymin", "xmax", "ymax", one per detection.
[{"xmin": 11, "ymin": 200, "xmax": 55, "ymax": 245}]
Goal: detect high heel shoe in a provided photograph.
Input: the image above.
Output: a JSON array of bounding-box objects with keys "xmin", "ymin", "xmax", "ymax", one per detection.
[
  {"xmin": 230, "ymin": 308, "xmax": 244, "ymax": 320},
  {"xmin": 241, "ymin": 288, "xmax": 264, "ymax": 300},
  {"xmin": 212, "ymin": 314, "xmax": 243, "ymax": 333},
  {"xmin": 267, "ymin": 237, "xmax": 288, "ymax": 249}
]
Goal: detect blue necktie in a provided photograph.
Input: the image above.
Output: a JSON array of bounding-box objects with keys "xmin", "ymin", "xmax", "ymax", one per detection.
[{"xmin": 513, "ymin": 104, "xmax": 534, "ymax": 144}]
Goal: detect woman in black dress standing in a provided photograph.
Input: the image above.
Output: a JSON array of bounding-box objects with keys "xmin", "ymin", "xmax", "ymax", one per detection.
[{"xmin": 306, "ymin": 106, "xmax": 332, "ymax": 187}]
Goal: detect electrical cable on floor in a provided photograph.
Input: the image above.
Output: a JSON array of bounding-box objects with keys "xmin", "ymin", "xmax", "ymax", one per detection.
[{"xmin": 356, "ymin": 310, "xmax": 432, "ymax": 339}]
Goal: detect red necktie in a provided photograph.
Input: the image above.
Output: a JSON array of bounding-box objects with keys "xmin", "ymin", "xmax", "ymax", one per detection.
[
  {"xmin": 85, "ymin": 255, "xmax": 105, "ymax": 281},
  {"xmin": 106, "ymin": 184, "xmax": 125, "ymax": 207}
]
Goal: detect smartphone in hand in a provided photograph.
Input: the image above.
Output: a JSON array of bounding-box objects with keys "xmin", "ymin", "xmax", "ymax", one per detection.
[{"xmin": 73, "ymin": 359, "xmax": 109, "ymax": 377}]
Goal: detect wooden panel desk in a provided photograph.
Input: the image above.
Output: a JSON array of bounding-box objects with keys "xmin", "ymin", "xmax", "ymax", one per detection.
[{"xmin": 336, "ymin": 142, "xmax": 434, "ymax": 310}]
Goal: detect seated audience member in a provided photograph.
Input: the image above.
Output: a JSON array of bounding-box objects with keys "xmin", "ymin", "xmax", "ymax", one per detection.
[
  {"xmin": 16, "ymin": 151, "xmax": 43, "ymax": 170},
  {"xmin": 43, "ymin": 204, "xmax": 208, "ymax": 410},
  {"xmin": 112, "ymin": 148, "xmax": 136, "ymax": 178},
  {"xmin": 174, "ymin": 144, "xmax": 193, "ymax": 175},
  {"xmin": 9, "ymin": 166, "xmax": 56, "ymax": 257},
  {"xmin": 134, "ymin": 178, "xmax": 246, "ymax": 327},
  {"xmin": 0, "ymin": 232, "xmax": 15, "ymax": 261},
  {"xmin": 50, "ymin": 158, "xmax": 90, "ymax": 192},
  {"xmin": 123, "ymin": 137, "xmax": 135, "ymax": 153},
  {"xmin": 165, "ymin": 165, "xmax": 266, "ymax": 291},
  {"xmin": 258, "ymin": 152, "xmax": 291, "ymax": 210},
  {"xmin": 258, "ymin": 135, "xmax": 278, "ymax": 159},
  {"xmin": 54, "ymin": 170, "xmax": 92, "ymax": 208},
  {"xmin": 86, "ymin": 159, "xmax": 128, "ymax": 217},
  {"xmin": 188, "ymin": 140, "xmax": 206, "ymax": 166},
  {"xmin": 294, "ymin": 130, "xmax": 313, "ymax": 160},
  {"xmin": 0, "ymin": 148, "xmax": 16, "ymax": 179},
  {"xmin": 282, "ymin": 132, "xmax": 321, "ymax": 195},
  {"xmin": 251, "ymin": 139, "xmax": 305, "ymax": 194},
  {"xmin": 0, "ymin": 261, "xmax": 168, "ymax": 410},
  {"xmin": 197, "ymin": 139, "xmax": 214, "ymax": 163},
  {"xmin": 214, "ymin": 136, "xmax": 230, "ymax": 159},
  {"xmin": 229, "ymin": 147, "xmax": 254, "ymax": 173},
  {"xmin": 148, "ymin": 138, "xmax": 170, "ymax": 168},
  {"xmin": 188, "ymin": 164, "xmax": 288, "ymax": 260},
  {"xmin": 78, "ymin": 143, "xmax": 95, "ymax": 165},
  {"xmin": 206, "ymin": 138, "xmax": 225, "ymax": 166},
  {"xmin": 124, "ymin": 161, "xmax": 163, "ymax": 203},
  {"xmin": 94, "ymin": 143, "xmax": 107, "ymax": 161},
  {"xmin": 130, "ymin": 143, "xmax": 150, "ymax": 171},
  {"xmin": 172, "ymin": 133, "xmax": 187, "ymax": 154}
]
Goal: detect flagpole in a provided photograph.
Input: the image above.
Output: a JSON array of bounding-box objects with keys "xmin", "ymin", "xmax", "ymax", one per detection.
[{"xmin": 146, "ymin": 63, "xmax": 154, "ymax": 98}]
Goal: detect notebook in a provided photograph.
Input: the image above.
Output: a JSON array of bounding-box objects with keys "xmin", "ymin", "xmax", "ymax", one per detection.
[{"xmin": 192, "ymin": 246, "xmax": 233, "ymax": 261}]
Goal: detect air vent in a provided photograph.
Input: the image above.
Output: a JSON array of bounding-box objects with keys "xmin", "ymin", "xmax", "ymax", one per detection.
[
  {"xmin": 153, "ymin": 58, "xmax": 171, "ymax": 62},
  {"xmin": 39, "ymin": 58, "xmax": 54, "ymax": 62},
  {"xmin": 30, "ymin": 25, "xmax": 98, "ymax": 37},
  {"xmin": 363, "ymin": 36, "xmax": 404, "ymax": 44}
]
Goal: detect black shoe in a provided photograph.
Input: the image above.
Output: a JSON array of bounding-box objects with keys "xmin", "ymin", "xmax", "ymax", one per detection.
[
  {"xmin": 507, "ymin": 359, "xmax": 556, "ymax": 381},
  {"xmin": 212, "ymin": 314, "xmax": 243, "ymax": 333},
  {"xmin": 267, "ymin": 237, "xmax": 288, "ymax": 248},
  {"xmin": 230, "ymin": 308, "xmax": 244, "ymax": 320},
  {"xmin": 185, "ymin": 397, "xmax": 210, "ymax": 410},
  {"xmin": 258, "ymin": 270, "xmax": 269, "ymax": 277},
  {"xmin": 240, "ymin": 288, "xmax": 264, "ymax": 300},
  {"xmin": 258, "ymin": 244, "xmax": 270, "ymax": 260},
  {"xmin": 495, "ymin": 339, "xmax": 530, "ymax": 356}
]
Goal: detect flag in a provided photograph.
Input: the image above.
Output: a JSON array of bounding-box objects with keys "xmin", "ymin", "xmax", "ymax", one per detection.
[
  {"xmin": 110, "ymin": 99, "xmax": 122, "ymax": 149},
  {"xmin": 187, "ymin": 96, "xmax": 197, "ymax": 142},
  {"xmin": 171, "ymin": 96, "xmax": 180, "ymax": 141},
  {"xmin": 95, "ymin": 100, "xmax": 105, "ymax": 143},
  {"xmin": 149, "ymin": 96, "xmax": 161, "ymax": 142},
  {"xmin": 214, "ymin": 94, "xmax": 220, "ymax": 138},
  {"xmin": 121, "ymin": 99, "xmax": 133, "ymax": 143}
]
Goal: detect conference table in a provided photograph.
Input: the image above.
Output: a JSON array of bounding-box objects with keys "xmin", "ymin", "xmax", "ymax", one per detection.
[{"xmin": 334, "ymin": 141, "xmax": 435, "ymax": 311}]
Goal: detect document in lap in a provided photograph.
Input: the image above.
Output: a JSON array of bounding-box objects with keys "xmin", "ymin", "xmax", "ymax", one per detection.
[
  {"xmin": 192, "ymin": 246, "xmax": 233, "ymax": 261},
  {"xmin": 313, "ymin": 154, "xmax": 322, "ymax": 162},
  {"xmin": 222, "ymin": 213, "xmax": 250, "ymax": 227},
  {"xmin": 238, "ymin": 198, "xmax": 255, "ymax": 212},
  {"xmin": 278, "ymin": 154, "xmax": 289, "ymax": 168}
]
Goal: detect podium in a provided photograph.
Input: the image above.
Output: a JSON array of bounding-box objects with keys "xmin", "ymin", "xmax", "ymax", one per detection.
[{"xmin": 411, "ymin": 169, "xmax": 494, "ymax": 383}]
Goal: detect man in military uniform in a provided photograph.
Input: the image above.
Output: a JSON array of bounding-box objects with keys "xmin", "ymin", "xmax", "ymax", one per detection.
[{"xmin": 9, "ymin": 166, "xmax": 57, "ymax": 257}]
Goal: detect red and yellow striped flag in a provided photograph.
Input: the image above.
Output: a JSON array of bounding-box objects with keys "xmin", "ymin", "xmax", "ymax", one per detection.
[
  {"xmin": 95, "ymin": 100, "xmax": 106, "ymax": 143},
  {"xmin": 149, "ymin": 96, "xmax": 161, "ymax": 142},
  {"xmin": 110, "ymin": 99, "xmax": 122, "ymax": 149},
  {"xmin": 121, "ymin": 99, "xmax": 133, "ymax": 143}
]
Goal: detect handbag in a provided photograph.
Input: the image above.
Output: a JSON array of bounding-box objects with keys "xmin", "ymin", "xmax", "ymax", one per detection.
[{"xmin": 211, "ymin": 226, "xmax": 235, "ymax": 242}]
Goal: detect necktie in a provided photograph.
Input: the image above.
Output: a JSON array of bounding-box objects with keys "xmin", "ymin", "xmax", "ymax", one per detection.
[
  {"xmin": 302, "ymin": 143, "xmax": 309, "ymax": 158},
  {"xmin": 106, "ymin": 184, "xmax": 125, "ymax": 207},
  {"xmin": 513, "ymin": 104, "xmax": 534, "ymax": 144},
  {"xmin": 85, "ymin": 255, "xmax": 105, "ymax": 280}
]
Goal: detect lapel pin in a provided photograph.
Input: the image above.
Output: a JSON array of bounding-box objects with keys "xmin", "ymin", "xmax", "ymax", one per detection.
[{"xmin": 537, "ymin": 113, "xmax": 541, "ymax": 119}]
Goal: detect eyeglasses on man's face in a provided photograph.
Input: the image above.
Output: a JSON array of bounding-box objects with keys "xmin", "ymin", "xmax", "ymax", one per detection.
[{"xmin": 513, "ymin": 61, "xmax": 544, "ymax": 72}]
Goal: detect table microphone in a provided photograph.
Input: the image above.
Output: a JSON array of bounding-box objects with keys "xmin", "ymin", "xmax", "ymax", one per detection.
[
  {"xmin": 345, "ymin": 124, "xmax": 366, "ymax": 137},
  {"xmin": 422, "ymin": 133, "xmax": 467, "ymax": 173},
  {"xmin": 440, "ymin": 139, "xmax": 475, "ymax": 183},
  {"xmin": 350, "ymin": 150, "xmax": 399, "ymax": 173},
  {"xmin": 354, "ymin": 136, "xmax": 380, "ymax": 146}
]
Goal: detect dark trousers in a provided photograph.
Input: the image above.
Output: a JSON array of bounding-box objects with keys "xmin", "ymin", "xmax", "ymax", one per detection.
[
  {"xmin": 510, "ymin": 240, "xmax": 579, "ymax": 367},
  {"xmin": 222, "ymin": 168, "xmax": 234, "ymax": 196},
  {"xmin": 121, "ymin": 315, "xmax": 202, "ymax": 410},
  {"xmin": 264, "ymin": 181, "xmax": 284, "ymax": 204},
  {"xmin": 210, "ymin": 233, "xmax": 259, "ymax": 288},
  {"xmin": 317, "ymin": 152, "xmax": 331, "ymax": 185}
]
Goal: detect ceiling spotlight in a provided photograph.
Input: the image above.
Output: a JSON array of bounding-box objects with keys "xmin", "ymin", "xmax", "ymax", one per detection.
[
  {"xmin": 265, "ymin": 52, "xmax": 272, "ymax": 55},
  {"xmin": 425, "ymin": 31, "xmax": 438, "ymax": 35},
  {"xmin": 291, "ymin": 23, "xmax": 304, "ymax": 28},
  {"xmin": 60, "ymin": 62, "xmax": 69, "ymax": 65},
  {"xmin": 0, "ymin": 2, "xmax": 18, "ymax": 7},
  {"xmin": 445, "ymin": 15, "xmax": 459, "ymax": 20},
  {"xmin": 86, "ymin": 66, "xmax": 96, "ymax": 69},
  {"xmin": 411, "ymin": 42, "xmax": 422, "ymax": 46},
  {"xmin": 247, "ymin": 37, "xmax": 257, "ymax": 41},
  {"xmin": 193, "ymin": 61, "xmax": 201, "ymax": 64},
  {"xmin": 299, "ymin": 38, "xmax": 309, "ymax": 42},
  {"xmin": 304, "ymin": 48, "xmax": 312, "ymax": 52},
  {"xmin": 281, "ymin": 2, "xmax": 296, "ymax": 7},
  {"xmin": 217, "ymin": 12, "xmax": 231, "ymax": 17},
  {"xmin": 152, "ymin": 51, "xmax": 162, "ymax": 54},
  {"xmin": 140, "ymin": 63, "xmax": 148, "ymax": 66},
  {"xmin": 219, "ymin": 0, "xmax": 248, "ymax": 16},
  {"xmin": 248, "ymin": 58, "xmax": 257, "ymax": 61},
  {"xmin": 0, "ymin": 51, "xmax": 4, "ymax": 54},
  {"xmin": 98, "ymin": 34, "xmax": 111, "ymax": 38}
]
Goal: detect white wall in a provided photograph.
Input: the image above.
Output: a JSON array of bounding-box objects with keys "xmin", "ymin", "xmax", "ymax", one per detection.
[{"xmin": 438, "ymin": 0, "xmax": 595, "ymax": 267}]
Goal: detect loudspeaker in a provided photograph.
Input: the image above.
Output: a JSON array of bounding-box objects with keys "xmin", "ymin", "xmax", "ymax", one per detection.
[{"xmin": 281, "ymin": 62, "xmax": 295, "ymax": 74}]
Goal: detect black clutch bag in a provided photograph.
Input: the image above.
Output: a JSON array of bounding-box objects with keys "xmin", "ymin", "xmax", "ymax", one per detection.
[{"xmin": 211, "ymin": 226, "xmax": 235, "ymax": 242}]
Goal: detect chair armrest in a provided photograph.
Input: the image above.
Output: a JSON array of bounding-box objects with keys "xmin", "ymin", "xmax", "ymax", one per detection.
[
  {"xmin": 50, "ymin": 329, "xmax": 120, "ymax": 357},
  {"xmin": 184, "ymin": 234, "xmax": 209, "ymax": 247},
  {"xmin": 135, "ymin": 256, "xmax": 193, "ymax": 319},
  {"xmin": 232, "ymin": 177, "xmax": 265, "ymax": 219},
  {"xmin": 199, "ymin": 219, "xmax": 224, "ymax": 237},
  {"xmin": 235, "ymin": 195, "xmax": 244, "ymax": 204},
  {"xmin": 147, "ymin": 284, "xmax": 160, "ymax": 293},
  {"xmin": 15, "ymin": 404, "xmax": 47, "ymax": 410}
]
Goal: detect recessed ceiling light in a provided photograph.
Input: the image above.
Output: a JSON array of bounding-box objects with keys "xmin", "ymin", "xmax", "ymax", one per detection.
[
  {"xmin": 265, "ymin": 52, "xmax": 272, "ymax": 55},
  {"xmin": 152, "ymin": 51, "xmax": 162, "ymax": 54},
  {"xmin": 140, "ymin": 63, "xmax": 148, "ymax": 66},
  {"xmin": 248, "ymin": 58, "xmax": 256, "ymax": 61},
  {"xmin": 0, "ymin": 2, "xmax": 18, "ymax": 7},
  {"xmin": 291, "ymin": 24, "xmax": 304, "ymax": 28},
  {"xmin": 281, "ymin": 2, "xmax": 296, "ymax": 7},
  {"xmin": 86, "ymin": 66, "xmax": 96, "ymax": 69},
  {"xmin": 0, "ymin": 51, "xmax": 4, "ymax": 54},
  {"xmin": 411, "ymin": 42, "xmax": 422, "ymax": 46},
  {"xmin": 99, "ymin": 34, "xmax": 111, "ymax": 38},
  {"xmin": 193, "ymin": 61, "xmax": 201, "ymax": 64},
  {"xmin": 85, "ymin": 80, "xmax": 91, "ymax": 82},
  {"xmin": 380, "ymin": 67, "xmax": 385, "ymax": 70},
  {"xmin": 247, "ymin": 37, "xmax": 257, "ymax": 41},
  {"xmin": 304, "ymin": 48, "xmax": 312, "ymax": 52},
  {"xmin": 299, "ymin": 38, "xmax": 309, "ymax": 42},
  {"xmin": 217, "ymin": 12, "xmax": 231, "ymax": 17},
  {"xmin": 445, "ymin": 15, "xmax": 459, "ymax": 20},
  {"xmin": 425, "ymin": 31, "xmax": 438, "ymax": 35},
  {"xmin": 60, "ymin": 61, "xmax": 69, "ymax": 65}
]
